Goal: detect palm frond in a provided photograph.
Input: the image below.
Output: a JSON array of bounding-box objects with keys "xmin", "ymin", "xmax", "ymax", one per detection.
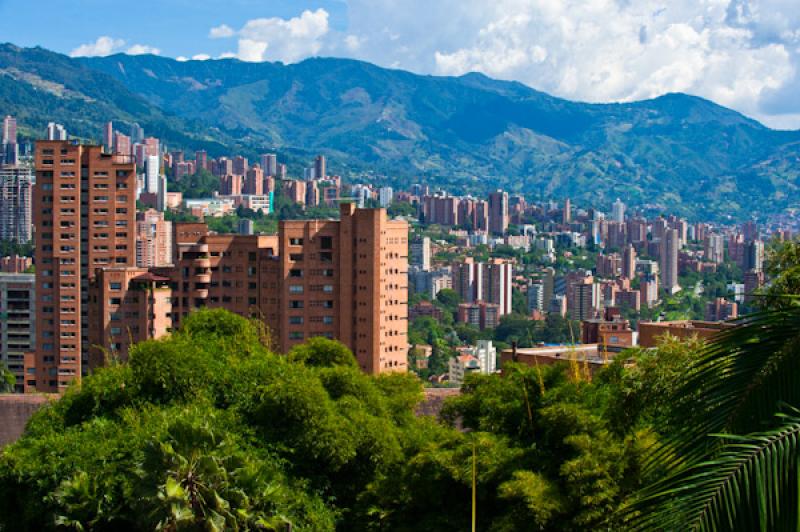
[
  {"xmin": 626, "ymin": 409, "xmax": 800, "ymax": 532},
  {"xmin": 652, "ymin": 307, "xmax": 800, "ymax": 468}
]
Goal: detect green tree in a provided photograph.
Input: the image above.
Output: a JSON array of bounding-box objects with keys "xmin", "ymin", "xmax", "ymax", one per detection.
[
  {"xmin": 0, "ymin": 365, "xmax": 15, "ymax": 392},
  {"xmin": 287, "ymin": 337, "xmax": 357, "ymax": 368},
  {"xmin": 435, "ymin": 288, "xmax": 461, "ymax": 312}
]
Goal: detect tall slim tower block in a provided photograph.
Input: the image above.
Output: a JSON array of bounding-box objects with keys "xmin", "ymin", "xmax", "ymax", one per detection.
[
  {"xmin": 32, "ymin": 141, "xmax": 136, "ymax": 392},
  {"xmin": 488, "ymin": 190, "xmax": 509, "ymax": 235},
  {"xmin": 660, "ymin": 228, "xmax": 680, "ymax": 295}
]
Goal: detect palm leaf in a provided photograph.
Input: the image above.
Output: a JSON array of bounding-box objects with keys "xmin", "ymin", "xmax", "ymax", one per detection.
[
  {"xmin": 626, "ymin": 409, "xmax": 800, "ymax": 531},
  {"xmin": 651, "ymin": 307, "xmax": 800, "ymax": 469}
]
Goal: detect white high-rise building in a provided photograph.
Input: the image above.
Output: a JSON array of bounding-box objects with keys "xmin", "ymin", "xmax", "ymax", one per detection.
[
  {"xmin": 471, "ymin": 340, "xmax": 497, "ymax": 374},
  {"xmin": 379, "ymin": 186, "xmax": 394, "ymax": 208},
  {"xmin": 527, "ymin": 282, "xmax": 545, "ymax": 312},
  {"xmin": 351, "ymin": 184, "xmax": 371, "ymax": 208},
  {"xmin": 46, "ymin": 122, "xmax": 67, "ymax": 141},
  {"xmin": 410, "ymin": 236, "xmax": 431, "ymax": 271},
  {"xmin": 612, "ymin": 198, "xmax": 625, "ymax": 223},
  {"xmin": 146, "ymin": 155, "xmax": 160, "ymax": 194},
  {"xmin": 157, "ymin": 175, "xmax": 168, "ymax": 212}
]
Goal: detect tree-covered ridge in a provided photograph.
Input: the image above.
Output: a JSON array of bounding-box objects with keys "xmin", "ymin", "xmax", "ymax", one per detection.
[
  {"xmin": 81, "ymin": 51, "xmax": 800, "ymax": 219},
  {"xmin": 0, "ymin": 308, "xmax": 695, "ymax": 531},
  {"xmin": 0, "ymin": 42, "xmax": 799, "ymax": 218}
]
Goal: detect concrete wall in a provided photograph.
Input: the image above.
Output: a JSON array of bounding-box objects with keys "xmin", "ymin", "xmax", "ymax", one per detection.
[{"xmin": 0, "ymin": 394, "xmax": 54, "ymax": 447}]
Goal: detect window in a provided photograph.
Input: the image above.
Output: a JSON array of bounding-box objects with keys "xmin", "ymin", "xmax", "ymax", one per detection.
[
  {"xmin": 289, "ymin": 316, "xmax": 304, "ymax": 325},
  {"xmin": 109, "ymin": 282, "xmax": 122, "ymax": 290},
  {"xmin": 289, "ymin": 237, "xmax": 303, "ymax": 246},
  {"xmin": 290, "ymin": 300, "xmax": 304, "ymax": 309},
  {"xmin": 289, "ymin": 269, "xmax": 303, "ymax": 278},
  {"xmin": 320, "ymin": 236, "xmax": 333, "ymax": 249},
  {"xmin": 323, "ymin": 316, "xmax": 334, "ymax": 325},
  {"xmin": 323, "ymin": 285, "xmax": 334, "ymax": 293},
  {"xmin": 289, "ymin": 253, "xmax": 303, "ymax": 261},
  {"xmin": 110, "ymin": 327, "xmax": 122, "ymax": 335},
  {"xmin": 289, "ymin": 285, "xmax": 303, "ymax": 294},
  {"xmin": 289, "ymin": 331, "xmax": 304, "ymax": 340},
  {"xmin": 320, "ymin": 251, "xmax": 333, "ymax": 262}
]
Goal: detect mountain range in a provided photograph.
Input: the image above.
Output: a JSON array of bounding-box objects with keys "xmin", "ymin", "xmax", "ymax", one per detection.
[{"xmin": 1, "ymin": 42, "xmax": 799, "ymax": 219}]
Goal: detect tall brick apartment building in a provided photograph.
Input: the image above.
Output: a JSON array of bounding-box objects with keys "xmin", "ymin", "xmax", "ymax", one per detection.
[
  {"xmin": 87, "ymin": 203, "xmax": 408, "ymax": 375},
  {"xmin": 30, "ymin": 142, "xmax": 408, "ymax": 392},
  {"xmin": 31, "ymin": 141, "xmax": 136, "ymax": 392}
]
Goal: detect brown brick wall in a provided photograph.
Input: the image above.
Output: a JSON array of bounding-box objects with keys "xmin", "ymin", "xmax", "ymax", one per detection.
[{"xmin": 0, "ymin": 394, "xmax": 54, "ymax": 446}]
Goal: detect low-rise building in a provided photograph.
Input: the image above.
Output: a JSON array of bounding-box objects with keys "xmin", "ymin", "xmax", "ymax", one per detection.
[
  {"xmin": 448, "ymin": 354, "xmax": 481, "ymax": 384},
  {"xmin": 0, "ymin": 273, "xmax": 35, "ymax": 392},
  {"xmin": 638, "ymin": 320, "xmax": 734, "ymax": 348}
]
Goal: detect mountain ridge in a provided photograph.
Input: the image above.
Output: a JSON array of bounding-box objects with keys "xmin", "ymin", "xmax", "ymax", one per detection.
[{"xmin": 1, "ymin": 42, "xmax": 798, "ymax": 219}]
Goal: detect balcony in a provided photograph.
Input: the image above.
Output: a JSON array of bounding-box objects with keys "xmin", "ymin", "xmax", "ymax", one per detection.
[
  {"xmin": 193, "ymin": 257, "xmax": 211, "ymax": 268},
  {"xmin": 194, "ymin": 273, "xmax": 211, "ymax": 284},
  {"xmin": 193, "ymin": 288, "xmax": 209, "ymax": 299}
]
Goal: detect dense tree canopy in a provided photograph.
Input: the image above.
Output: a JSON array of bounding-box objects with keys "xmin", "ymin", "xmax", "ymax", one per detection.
[{"xmin": 0, "ymin": 308, "xmax": 725, "ymax": 531}]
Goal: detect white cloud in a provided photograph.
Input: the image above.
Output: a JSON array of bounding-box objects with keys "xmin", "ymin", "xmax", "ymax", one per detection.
[
  {"xmin": 69, "ymin": 36, "xmax": 125, "ymax": 57},
  {"xmin": 199, "ymin": 1, "xmax": 800, "ymax": 127},
  {"xmin": 210, "ymin": 9, "xmax": 330, "ymax": 63},
  {"xmin": 127, "ymin": 44, "xmax": 161, "ymax": 56},
  {"xmin": 209, "ymin": 24, "xmax": 235, "ymax": 39},
  {"xmin": 192, "ymin": 54, "xmax": 211, "ymax": 61},
  {"xmin": 323, "ymin": 0, "xmax": 799, "ymax": 128},
  {"xmin": 176, "ymin": 56, "xmax": 189, "ymax": 62},
  {"xmin": 344, "ymin": 34, "xmax": 364, "ymax": 51},
  {"xmin": 70, "ymin": 36, "xmax": 160, "ymax": 57}
]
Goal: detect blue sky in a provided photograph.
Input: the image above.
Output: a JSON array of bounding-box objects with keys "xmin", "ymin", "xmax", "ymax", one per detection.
[{"xmin": 1, "ymin": 0, "xmax": 799, "ymax": 129}]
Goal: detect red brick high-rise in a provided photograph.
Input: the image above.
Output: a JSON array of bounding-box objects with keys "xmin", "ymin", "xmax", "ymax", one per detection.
[
  {"xmin": 488, "ymin": 190, "xmax": 509, "ymax": 235},
  {"xmin": 31, "ymin": 140, "xmax": 136, "ymax": 392},
  {"xmin": 87, "ymin": 204, "xmax": 409, "ymax": 375}
]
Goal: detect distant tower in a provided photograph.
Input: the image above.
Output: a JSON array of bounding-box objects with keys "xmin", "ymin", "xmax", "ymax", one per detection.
[
  {"xmin": 314, "ymin": 155, "xmax": 326, "ymax": 180},
  {"xmin": 2, "ymin": 115, "xmax": 17, "ymax": 145},
  {"xmin": 261, "ymin": 153, "xmax": 278, "ymax": 176},
  {"xmin": 612, "ymin": 198, "xmax": 625, "ymax": 223},
  {"xmin": 660, "ymin": 229, "xmax": 680, "ymax": 295},
  {"xmin": 488, "ymin": 190, "xmax": 509, "ymax": 235},
  {"xmin": 46, "ymin": 122, "xmax": 67, "ymax": 141},
  {"xmin": 562, "ymin": 198, "xmax": 571, "ymax": 225},
  {"xmin": 146, "ymin": 155, "xmax": 160, "ymax": 194},
  {"xmin": 102, "ymin": 121, "xmax": 113, "ymax": 152},
  {"xmin": 622, "ymin": 244, "xmax": 636, "ymax": 279}
]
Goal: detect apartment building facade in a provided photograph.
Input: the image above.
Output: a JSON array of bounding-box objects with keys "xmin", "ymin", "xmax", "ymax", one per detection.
[
  {"xmin": 86, "ymin": 203, "xmax": 409, "ymax": 376},
  {"xmin": 31, "ymin": 140, "xmax": 136, "ymax": 392},
  {"xmin": 0, "ymin": 273, "xmax": 35, "ymax": 392}
]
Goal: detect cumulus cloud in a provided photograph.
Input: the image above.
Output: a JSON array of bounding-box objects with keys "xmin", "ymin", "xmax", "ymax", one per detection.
[
  {"xmin": 199, "ymin": 2, "xmax": 800, "ymax": 126},
  {"xmin": 192, "ymin": 54, "xmax": 211, "ymax": 61},
  {"xmin": 69, "ymin": 36, "xmax": 125, "ymax": 57},
  {"xmin": 209, "ymin": 24, "xmax": 235, "ymax": 39},
  {"xmin": 70, "ymin": 36, "xmax": 160, "ymax": 57},
  {"xmin": 426, "ymin": 1, "xmax": 793, "ymax": 126},
  {"xmin": 209, "ymin": 9, "xmax": 330, "ymax": 63},
  {"xmin": 127, "ymin": 44, "xmax": 161, "ymax": 56}
]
